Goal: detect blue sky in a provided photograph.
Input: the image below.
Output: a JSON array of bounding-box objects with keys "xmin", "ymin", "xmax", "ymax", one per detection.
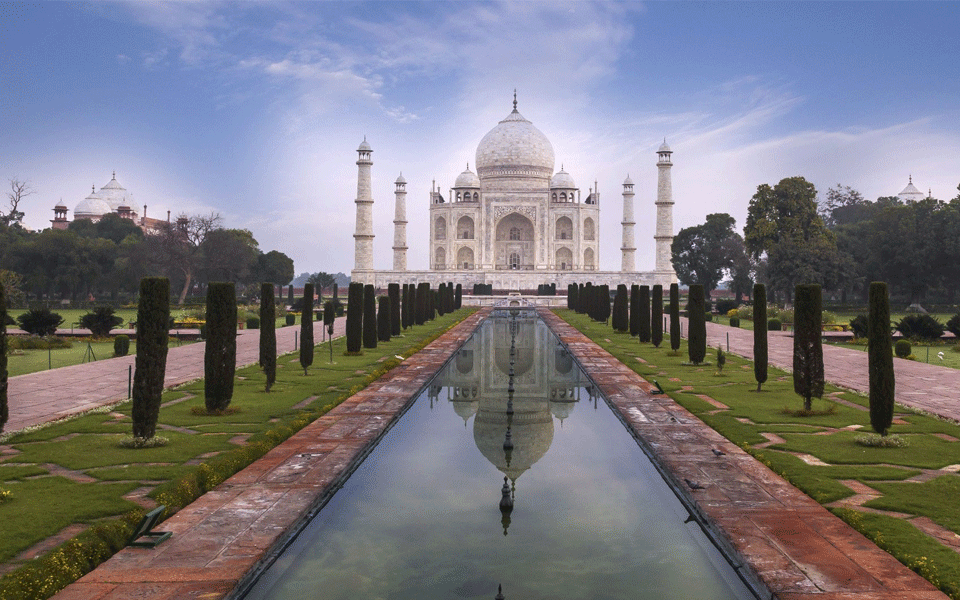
[{"xmin": 3, "ymin": 1, "xmax": 959, "ymax": 276}]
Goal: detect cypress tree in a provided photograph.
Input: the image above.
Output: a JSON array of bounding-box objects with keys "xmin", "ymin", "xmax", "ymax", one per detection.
[
  {"xmin": 753, "ymin": 283, "xmax": 768, "ymax": 392},
  {"xmin": 132, "ymin": 277, "xmax": 170, "ymax": 439},
  {"xmin": 388, "ymin": 283, "xmax": 401, "ymax": 336},
  {"xmin": 599, "ymin": 285, "xmax": 611, "ymax": 323},
  {"xmin": 0, "ymin": 284, "xmax": 7, "ymax": 433},
  {"xmin": 629, "ymin": 284, "xmax": 641, "ymax": 336},
  {"xmin": 298, "ymin": 283, "xmax": 315, "ymax": 375},
  {"xmin": 205, "ymin": 282, "xmax": 237, "ymax": 412},
  {"xmin": 869, "ymin": 282, "xmax": 895, "ymax": 436},
  {"xmin": 346, "ymin": 282, "xmax": 363, "ymax": 353},
  {"xmin": 363, "ymin": 284, "xmax": 378, "ymax": 349},
  {"xmin": 416, "ymin": 282, "xmax": 428, "ymax": 325},
  {"xmin": 259, "ymin": 282, "xmax": 277, "ymax": 392},
  {"xmin": 402, "ymin": 283, "xmax": 411, "ymax": 329},
  {"xmin": 612, "ymin": 284, "xmax": 629, "ymax": 332},
  {"xmin": 669, "ymin": 283, "xmax": 680, "ymax": 351},
  {"xmin": 651, "ymin": 284, "xmax": 664, "ymax": 348},
  {"xmin": 323, "ymin": 299, "xmax": 335, "ymax": 363},
  {"xmin": 639, "ymin": 285, "xmax": 651, "ymax": 342},
  {"xmin": 583, "ymin": 282, "xmax": 593, "ymax": 317},
  {"xmin": 793, "ymin": 284, "xmax": 824, "ymax": 412},
  {"xmin": 287, "ymin": 284, "xmax": 294, "ymax": 307},
  {"xmin": 438, "ymin": 283, "xmax": 447, "ymax": 316},
  {"xmin": 688, "ymin": 284, "xmax": 706, "ymax": 365},
  {"xmin": 377, "ymin": 295, "xmax": 391, "ymax": 342},
  {"xmin": 455, "ymin": 283, "xmax": 462, "ymax": 309}
]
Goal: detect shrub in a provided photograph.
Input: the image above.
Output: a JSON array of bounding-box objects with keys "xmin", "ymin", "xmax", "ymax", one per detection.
[
  {"xmin": 260, "ymin": 282, "xmax": 276, "ymax": 392},
  {"xmin": 896, "ymin": 314, "xmax": 945, "ymax": 341},
  {"xmin": 455, "ymin": 283, "xmax": 462, "ymax": 309},
  {"xmin": 299, "ymin": 283, "xmax": 315, "ymax": 374},
  {"xmin": 651, "ymin": 285, "xmax": 663, "ymax": 348},
  {"xmin": 687, "ymin": 285, "xmax": 706, "ymax": 365},
  {"xmin": 638, "ymin": 286, "xmax": 651, "ymax": 342},
  {"xmin": 132, "ymin": 278, "xmax": 169, "ymax": 440},
  {"xmin": 869, "ymin": 282, "xmax": 895, "ymax": 437},
  {"xmin": 821, "ymin": 310, "xmax": 837, "ymax": 325},
  {"xmin": 895, "ymin": 339, "xmax": 912, "ymax": 358},
  {"xmin": 388, "ymin": 283, "xmax": 401, "ymax": 337},
  {"xmin": 285, "ymin": 314, "xmax": 296, "ymax": 326},
  {"xmin": 16, "ymin": 307, "xmax": 64, "ymax": 336},
  {"xmin": 437, "ymin": 283, "xmax": 447, "ymax": 317},
  {"xmin": 346, "ymin": 282, "xmax": 363, "ymax": 353},
  {"xmin": 779, "ymin": 309, "xmax": 795, "ymax": 324},
  {"xmin": 737, "ymin": 305, "xmax": 753, "ymax": 321},
  {"xmin": 363, "ymin": 284, "xmax": 378, "ymax": 349},
  {"xmin": 377, "ymin": 295, "xmax": 391, "ymax": 342},
  {"xmin": 80, "ymin": 306, "xmax": 123, "ymax": 337},
  {"xmin": 849, "ymin": 315, "xmax": 869, "ymax": 339},
  {"xmin": 704, "ymin": 311, "xmax": 713, "ymax": 322},
  {"xmin": 113, "ymin": 335, "xmax": 130, "ymax": 357},
  {"xmin": 669, "ymin": 283, "xmax": 680, "ymax": 351},
  {"xmin": 715, "ymin": 299, "xmax": 738, "ymax": 315},
  {"xmin": 730, "ymin": 317, "xmax": 740, "ymax": 328},
  {"xmin": 727, "ymin": 308, "xmax": 739, "ymax": 318},
  {"xmin": 612, "ymin": 284, "xmax": 629, "ymax": 332},
  {"xmin": 246, "ymin": 316, "xmax": 260, "ymax": 329},
  {"xmin": 793, "ymin": 284, "xmax": 824, "ymax": 412},
  {"xmin": 204, "ymin": 282, "xmax": 237, "ymax": 412},
  {"xmin": 768, "ymin": 318, "xmax": 782, "ymax": 331},
  {"xmin": 946, "ymin": 313, "xmax": 960, "ymax": 338},
  {"xmin": 7, "ymin": 335, "xmax": 72, "ymax": 350},
  {"xmin": 753, "ymin": 284, "xmax": 768, "ymax": 392},
  {"xmin": 629, "ymin": 285, "xmax": 640, "ymax": 336}
]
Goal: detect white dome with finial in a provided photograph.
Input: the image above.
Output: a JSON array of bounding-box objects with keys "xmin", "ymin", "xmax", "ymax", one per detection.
[
  {"xmin": 395, "ymin": 173, "xmax": 406, "ymax": 185},
  {"xmin": 623, "ymin": 174, "xmax": 634, "ymax": 186},
  {"xmin": 97, "ymin": 172, "xmax": 134, "ymax": 211},
  {"xmin": 898, "ymin": 175, "xmax": 925, "ymax": 202},
  {"xmin": 550, "ymin": 166, "xmax": 576, "ymax": 190},
  {"xmin": 475, "ymin": 92, "xmax": 555, "ymax": 181},
  {"xmin": 74, "ymin": 185, "xmax": 111, "ymax": 219},
  {"xmin": 658, "ymin": 139, "xmax": 671, "ymax": 153},
  {"xmin": 455, "ymin": 164, "xmax": 480, "ymax": 188},
  {"xmin": 358, "ymin": 137, "xmax": 372, "ymax": 152}
]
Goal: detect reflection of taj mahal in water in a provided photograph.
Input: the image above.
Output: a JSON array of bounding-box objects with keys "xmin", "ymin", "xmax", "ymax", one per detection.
[{"xmin": 428, "ymin": 314, "xmax": 595, "ymax": 487}]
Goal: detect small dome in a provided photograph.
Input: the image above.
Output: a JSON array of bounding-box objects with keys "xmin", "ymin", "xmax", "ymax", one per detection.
[
  {"xmin": 658, "ymin": 139, "xmax": 671, "ymax": 153},
  {"xmin": 358, "ymin": 137, "xmax": 372, "ymax": 152},
  {"xmin": 395, "ymin": 173, "xmax": 406, "ymax": 185},
  {"xmin": 550, "ymin": 167, "xmax": 576, "ymax": 189},
  {"xmin": 898, "ymin": 176, "xmax": 925, "ymax": 202},
  {"xmin": 55, "ymin": 199, "xmax": 67, "ymax": 209},
  {"xmin": 455, "ymin": 164, "xmax": 480, "ymax": 188},
  {"xmin": 623, "ymin": 175, "xmax": 634, "ymax": 186},
  {"xmin": 74, "ymin": 188, "xmax": 111, "ymax": 219}
]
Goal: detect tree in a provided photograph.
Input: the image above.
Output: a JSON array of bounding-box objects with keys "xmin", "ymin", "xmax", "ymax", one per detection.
[
  {"xmin": 132, "ymin": 277, "xmax": 169, "ymax": 440},
  {"xmin": 869, "ymin": 282, "xmax": 895, "ymax": 436},
  {"xmin": 651, "ymin": 284, "xmax": 663, "ymax": 348},
  {"xmin": 377, "ymin": 295, "xmax": 391, "ymax": 342},
  {"xmin": 363, "ymin": 284, "xmax": 377, "ymax": 349},
  {"xmin": 629, "ymin": 284, "xmax": 640, "ymax": 336},
  {"xmin": 260, "ymin": 282, "xmax": 277, "ymax": 392},
  {"xmin": 612, "ymin": 284, "xmax": 628, "ymax": 332},
  {"xmin": 3, "ymin": 177, "xmax": 34, "ymax": 227},
  {"xmin": 416, "ymin": 282, "xmax": 429, "ymax": 325},
  {"xmin": 0, "ymin": 270, "xmax": 24, "ymax": 308},
  {"xmin": 793, "ymin": 284, "xmax": 824, "ymax": 412},
  {"xmin": 299, "ymin": 283, "xmax": 315, "ymax": 373},
  {"xmin": 669, "ymin": 283, "xmax": 680, "ymax": 351},
  {"xmin": 726, "ymin": 236, "xmax": 753, "ymax": 303},
  {"xmin": 745, "ymin": 177, "xmax": 841, "ymax": 300},
  {"xmin": 687, "ymin": 284, "xmax": 706, "ymax": 365},
  {"xmin": 256, "ymin": 251, "xmax": 295, "ymax": 288},
  {"xmin": 455, "ymin": 283, "xmax": 462, "ymax": 309},
  {"xmin": 753, "ymin": 283, "xmax": 768, "ymax": 392},
  {"xmin": 151, "ymin": 212, "xmax": 223, "ymax": 305},
  {"xmin": 346, "ymin": 282, "xmax": 363, "ymax": 353},
  {"xmin": 17, "ymin": 307, "xmax": 63, "ymax": 336},
  {"xmin": 204, "ymin": 282, "xmax": 237, "ymax": 412},
  {"xmin": 79, "ymin": 306, "xmax": 123, "ymax": 336},
  {"xmin": 388, "ymin": 283, "xmax": 401, "ymax": 337},
  {"xmin": 638, "ymin": 285, "xmax": 651, "ymax": 342},
  {"xmin": 401, "ymin": 284, "xmax": 410, "ymax": 330},
  {"xmin": 437, "ymin": 283, "xmax": 447, "ymax": 317},
  {"xmin": 307, "ymin": 272, "xmax": 337, "ymax": 299},
  {"xmin": 0, "ymin": 283, "xmax": 7, "ymax": 433},
  {"xmin": 671, "ymin": 213, "xmax": 742, "ymax": 298},
  {"xmin": 201, "ymin": 228, "xmax": 260, "ymax": 286}
]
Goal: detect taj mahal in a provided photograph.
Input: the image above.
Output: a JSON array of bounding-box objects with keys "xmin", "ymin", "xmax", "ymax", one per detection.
[{"xmin": 350, "ymin": 95, "xmax": 678, "ymax": 291}]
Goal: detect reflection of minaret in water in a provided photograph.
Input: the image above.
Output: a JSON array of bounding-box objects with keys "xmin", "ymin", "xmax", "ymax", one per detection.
[
  {"xmin": 495, "ymin": 583, "xmax": 505, "ymax": 600},
  {"xmin": 499, "ymin": 476, "xmax": 513, "ymax": 535}
]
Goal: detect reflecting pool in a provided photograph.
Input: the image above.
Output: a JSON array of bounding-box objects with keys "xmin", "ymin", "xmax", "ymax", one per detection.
[{"xmin": 243, "ymin": 313, "xmax": 756, "ymax": 600}]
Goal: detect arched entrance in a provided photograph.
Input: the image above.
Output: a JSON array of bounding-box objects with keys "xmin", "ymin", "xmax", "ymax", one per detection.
[{"xmin": 495, "ymin": 212, "xmax": 535, "ymax": 270}]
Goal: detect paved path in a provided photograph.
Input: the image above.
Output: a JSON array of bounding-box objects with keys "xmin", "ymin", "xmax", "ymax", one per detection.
[
  {"xmin": 688, "ymin": 318, "xmax": 960, "ymax": 421},
  {"xmin": 4, "ymin": 318, "xmax": 346, "ymax": 435}
]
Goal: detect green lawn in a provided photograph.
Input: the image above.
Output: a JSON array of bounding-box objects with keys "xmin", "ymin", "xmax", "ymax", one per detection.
[
  {"xmin": 0, "ymin": 308, "xmax": 475, "ymax": 599},
  {"xmin": 556, "ymin": 309, "xmax": 960, "ymax": 599}
]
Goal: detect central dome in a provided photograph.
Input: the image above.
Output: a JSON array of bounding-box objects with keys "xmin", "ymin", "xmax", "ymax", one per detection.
[{"xmin": 475, "ymin": 100, "xmax": 555, "ymax": 181}]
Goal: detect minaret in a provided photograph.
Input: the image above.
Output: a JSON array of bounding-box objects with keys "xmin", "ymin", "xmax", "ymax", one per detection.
[
  {"xmin": 392, "ymin": 173, "xmax": 408, "ymax": 271},
  {"xmin": 620, "ymin": 175, "xmax": 636, "ymax": 272},
  {"xmin": 655, "ymin": 140, "xmax": 676, "ymax": 280},
  {"xmin": 353, "ymin": 137, "xmax": 374, "ymax": 276}
]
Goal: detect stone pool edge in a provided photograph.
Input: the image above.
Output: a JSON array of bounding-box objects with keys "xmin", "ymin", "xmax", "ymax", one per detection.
[
  {"xmin": 541, "ymin": 308, "xmax": 946, "ymax": 600},
  {"xmin": 50, "ymin": 308, "xmax": 491, "ymax": 600}
]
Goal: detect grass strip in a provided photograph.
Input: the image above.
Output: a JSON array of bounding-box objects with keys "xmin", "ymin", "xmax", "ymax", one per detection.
[
  {"xmin": 554, "ymin": 308, "xmax": 960, "ymax": 598},
  {"xmin": 0, "ymin": 308, "xmax": 475, "ymax": 600}
]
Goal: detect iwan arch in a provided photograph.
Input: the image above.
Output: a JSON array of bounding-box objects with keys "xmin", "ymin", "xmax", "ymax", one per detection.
[{"xmin": 351, "ymin": 95, "xmax": 677, "ymax": 290}]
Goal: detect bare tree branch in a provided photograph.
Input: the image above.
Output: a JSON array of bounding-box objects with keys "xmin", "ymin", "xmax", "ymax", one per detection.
[{"xmin": 3, "ymin": 177, "xmax": 35, "ymax": 226}]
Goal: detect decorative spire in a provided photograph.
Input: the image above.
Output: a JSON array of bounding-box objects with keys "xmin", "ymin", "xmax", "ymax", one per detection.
[
  {"xmin": 112, "ymin": 170, "xmax": 116, "ymax": 179},
  {"xmin": 512, "ymin": 89, "xmax": 517, "ymax": 111},
  {"xmin": 496, "ymin": 584, "xmax": 505, "ymax": 600},
  {"xmin": 909, "ymin": 174, "xmax": 913, "ymax": 184}
]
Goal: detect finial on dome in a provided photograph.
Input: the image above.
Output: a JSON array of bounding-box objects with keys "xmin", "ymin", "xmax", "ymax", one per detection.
[
  {"xmin": 112, "ymin": 170, "xmax": 116, "ymax": 179},
  {"xmin": 513, "ymin": 89, "xmax": 517, "ymax": 111},
  {"xmin": 91, "ymin": 184, "xmax": 95, "ymax": 193}
]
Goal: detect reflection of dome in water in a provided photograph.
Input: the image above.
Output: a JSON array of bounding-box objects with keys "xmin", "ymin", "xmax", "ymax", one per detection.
[
  {"xmin": 474, "ymin": 401, "xmax": 554, "ymax": 481},
  {"xmin": 554, "ymin": 348, "xmax": 573, "ymax": 375},
  {"xmin": 456, "ymin": 350, "xmax": 474, "ymax": 374},
  {"xmin": 495, "ymin": 345, "xmax": 534, "ymax": 377},
  {"xmin": 550, "ymin": 400, "xmax": 576, "ymax": 423},
  {"xmin": 451, "ymin": 400, "xmax": 478, "ymax": 425}
]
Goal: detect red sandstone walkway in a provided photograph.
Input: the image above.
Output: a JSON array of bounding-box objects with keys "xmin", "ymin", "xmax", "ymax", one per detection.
[
  {"xmin": 686, "ymin": 318, "xmax": 960, "ymax": 422},
  {"xmin": 4, "ymin": 318, "xmax": 345, "ymax": 435}
]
